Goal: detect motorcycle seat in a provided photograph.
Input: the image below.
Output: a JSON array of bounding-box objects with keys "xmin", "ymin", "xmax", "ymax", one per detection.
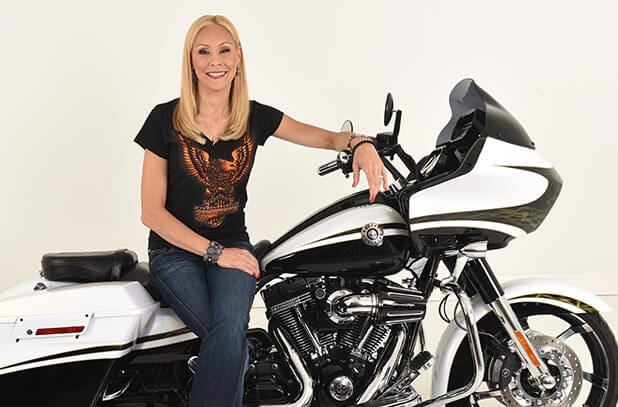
[
  {"xmin": 41, "ymin": 249, "xmax": 169, "ymax": 307},
  {"xmin": 120, "ymin": 261, "xmax": 169, "ymax": 308},
  {"xmin": 41, "ymin": 249, "xmax": 138, "ymax": 282}
]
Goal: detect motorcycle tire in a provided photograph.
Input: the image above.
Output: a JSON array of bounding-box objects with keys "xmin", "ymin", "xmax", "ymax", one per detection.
[{"xmin": 446, "ymin": 301, "xmax": 618, "ymax": 406}]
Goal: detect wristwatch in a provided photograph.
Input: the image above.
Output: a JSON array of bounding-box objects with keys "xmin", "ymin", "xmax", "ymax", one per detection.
[{"xmin": 203, "ymin": 240, "xmax": 224, "ymax": 264}]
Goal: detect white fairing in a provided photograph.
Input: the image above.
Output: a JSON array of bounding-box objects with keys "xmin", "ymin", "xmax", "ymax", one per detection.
[
  {"xmin": 410, "ymin": 138, "xmax": 553, "ymax": 237},
  {"xmin": 262, "ymin": 204, "xmax": 408, "ymax": 268},
  {"xmin": 430, "ymin": 278, "xmax": 612, "ymax": 405},
  {"xmin": 0, "ymin": 279, "xmax": 192, "ymax": 374}
]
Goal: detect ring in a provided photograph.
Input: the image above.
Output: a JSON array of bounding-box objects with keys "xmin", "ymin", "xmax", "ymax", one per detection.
[{"xmin": 378, "ymin": 175, "xmax": 384, "ymax": 179}]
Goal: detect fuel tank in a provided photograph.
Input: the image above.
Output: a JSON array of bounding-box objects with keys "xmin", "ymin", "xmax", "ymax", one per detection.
[{"xmin": 261, "ymin": 192, "xmax": 410, "ymax": 276}]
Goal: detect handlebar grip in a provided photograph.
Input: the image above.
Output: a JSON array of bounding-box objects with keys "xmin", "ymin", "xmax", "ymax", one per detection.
[{"xmin": 318, "ymin": 160, "xmax": 339, "ymax": 176}]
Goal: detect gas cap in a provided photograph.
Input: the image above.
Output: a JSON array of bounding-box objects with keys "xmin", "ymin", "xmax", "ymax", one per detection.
[{"xmin": 361, "ymin": 223, "xmax": 384, "ymax": 247}]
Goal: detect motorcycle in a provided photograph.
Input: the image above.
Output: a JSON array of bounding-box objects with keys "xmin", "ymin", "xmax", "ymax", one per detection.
[{"xmin": 1, "ymin": 78, "xmax": 616, "ymax": 407}]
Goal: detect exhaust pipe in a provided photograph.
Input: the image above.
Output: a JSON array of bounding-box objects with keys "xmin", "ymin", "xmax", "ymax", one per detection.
[
  {"xmin": 260, "ymin": 326, "xmax": 313, "ymax": 407},
  {"xmin": 354, "ymin": 287, "xmax": 485, "ymax": 407}
]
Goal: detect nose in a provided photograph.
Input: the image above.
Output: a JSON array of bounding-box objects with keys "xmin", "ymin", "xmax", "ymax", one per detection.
[{"xmin": 208, "ymin": 54, "xmax": 222, "ymax": 67}]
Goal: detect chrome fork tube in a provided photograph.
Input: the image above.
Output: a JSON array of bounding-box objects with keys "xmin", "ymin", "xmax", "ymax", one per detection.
[
  {"xmin": 488, "ymin": 296, "xmax": 554, "ymax": 388},
  {"xmin": 458, "ymin": 246, "xmax": 554, "ymax": 390}
]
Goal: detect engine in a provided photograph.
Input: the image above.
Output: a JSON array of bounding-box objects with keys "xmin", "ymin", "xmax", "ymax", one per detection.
[{"xmin": 256, "ymin": 276, "xmax": 426, "ymax": 406}]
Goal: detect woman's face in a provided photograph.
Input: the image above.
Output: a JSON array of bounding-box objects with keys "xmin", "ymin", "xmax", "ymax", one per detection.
[{"xmin": 191, "ymin": 24, "xmax": 241, "ymax": 94}]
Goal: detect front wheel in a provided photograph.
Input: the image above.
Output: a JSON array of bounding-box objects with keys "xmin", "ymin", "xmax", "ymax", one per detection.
[{"xmin": 446, "ymin": 302, "xmax": 618, "ymax": 406}]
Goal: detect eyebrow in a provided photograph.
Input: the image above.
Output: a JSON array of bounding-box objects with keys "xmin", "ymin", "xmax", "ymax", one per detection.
[{"xmin": 194, "ymin": 42, "xmax": 233, "ymax": 48}]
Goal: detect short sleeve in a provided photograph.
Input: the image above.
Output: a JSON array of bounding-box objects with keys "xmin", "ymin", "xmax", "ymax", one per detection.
[
  {"xmin": 250, "ymin": 101, "xmax": 284, "ymax": 146},
  {"xmin": 134, "ymin": 104, "xmax": 170, "ymax": 159}
]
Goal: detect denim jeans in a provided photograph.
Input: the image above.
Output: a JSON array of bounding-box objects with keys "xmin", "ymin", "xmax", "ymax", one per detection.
[{"xmin": 148, "ymin": 242, "xmax": 256, "ymax": 407}]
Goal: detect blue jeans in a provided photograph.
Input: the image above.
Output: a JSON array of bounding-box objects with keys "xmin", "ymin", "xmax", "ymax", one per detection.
[{"xmin": 148, "ymin": 242, "xmax": 256, "ymax": 407}]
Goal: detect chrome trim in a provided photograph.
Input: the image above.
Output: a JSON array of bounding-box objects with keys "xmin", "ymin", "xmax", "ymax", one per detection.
[
  {"xmin": 489, "ymin": 296, "xmax": 552, "ymax": 386},
  {"xmin": 413, "ymin": 287, "xmax": 484, "ymax": 407},
  {"xmin": 358, "ymin": 287, "xmax": 485, "ymax": 407},
  {"xmin": 340, "ymin": 293, "xmax": 378, "ymax": 314},
  {"xmin": 356, "ymin": 329, "xmax": 407, "ymax": 403},
  {"xmin": 102, "ymin": 371, "xmax": 134, "ymax": 401},
  {"xmin": 326, "ymin": 289, "xmax": 355, "ymax": 324},
  {"xmin": 338, "ymin": 291, "xmax": 425, "ymax": 323},
  {"xmin": 294, "ymin": 307, "xmax": 323, "ymax": 358},
  {"xmin": 260, "ymin": 327, "xmax": 313, "ymax": 407},
  {"xmin": 329, "ymin": 375, "xmax": 354, "ymax": 402}
]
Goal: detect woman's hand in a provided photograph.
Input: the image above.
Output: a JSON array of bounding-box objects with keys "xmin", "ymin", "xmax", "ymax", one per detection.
[
  {"xmin": 352, "ymin": 142, "xmax": 388, "ymax": 203},
  {"xmin": 217, "ymin": 247, "xmax": 260, "ymax": 278},
  {"xmin": 271, "ymin": 115, "xmax": 388, "ymax": 202}
]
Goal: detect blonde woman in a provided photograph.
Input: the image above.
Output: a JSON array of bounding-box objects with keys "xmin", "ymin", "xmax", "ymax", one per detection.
[{"xmin": 135, "ymin": 15, "xmax": 387, "ymax": 406}]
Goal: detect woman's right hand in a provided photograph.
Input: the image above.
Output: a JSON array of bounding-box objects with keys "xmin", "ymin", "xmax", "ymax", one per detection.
[{"xmin": 217, "ymin": 247, "xmax": 260, "ymax": 278}]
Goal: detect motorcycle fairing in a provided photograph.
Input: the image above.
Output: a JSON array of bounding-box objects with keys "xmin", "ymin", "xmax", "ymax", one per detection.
[
  {"xmin": 408, "ymin": 135, "xmax": 562, "ymax": 249},
  {"xmin": 436, "ymin": 78, "xmax": 535, "ymax": 149},
  {"xmin": 430, "ymin": 278, "xmax": 612, "ymax": 402}
]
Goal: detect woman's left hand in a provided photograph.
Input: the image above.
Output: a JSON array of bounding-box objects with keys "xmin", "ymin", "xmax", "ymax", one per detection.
[{"xmin": 352, "ymin": 143, "xmax": 388, "ymax": 203}]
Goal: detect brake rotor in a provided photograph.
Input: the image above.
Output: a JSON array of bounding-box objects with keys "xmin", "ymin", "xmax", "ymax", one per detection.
[{"xmin": 500, "ymin": 331, "xmax": 583, "ymax": 406}]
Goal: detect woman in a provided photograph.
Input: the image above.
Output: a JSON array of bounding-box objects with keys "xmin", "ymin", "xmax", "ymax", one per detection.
[{"xmin": 135, "ymin": 15, "xmax": 388, "ymax": 407}]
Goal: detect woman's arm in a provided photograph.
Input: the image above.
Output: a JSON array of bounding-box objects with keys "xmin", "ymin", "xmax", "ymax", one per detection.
[
  {"xmin": 273, "ymin": 114, "xmax": 388, "ymax": 202},
  {"xmin": 140, "ymin": 150, "xmax": 259, "ymax": 276}
]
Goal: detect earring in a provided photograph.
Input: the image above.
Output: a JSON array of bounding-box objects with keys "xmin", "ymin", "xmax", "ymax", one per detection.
[{"xmin": 235, "ymin": 66, "xmax": 240, "ymax": 76}]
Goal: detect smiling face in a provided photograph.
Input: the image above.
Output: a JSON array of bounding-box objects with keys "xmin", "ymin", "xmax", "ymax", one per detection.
[{"xmin": 191, "ymin": 24, "xmax": 241, "ymax": 94}]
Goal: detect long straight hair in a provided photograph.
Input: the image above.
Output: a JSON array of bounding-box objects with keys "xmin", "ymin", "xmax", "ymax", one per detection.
[{"xmin": 173, "ymin": 15, "xmax": 250, "ymax": 143}]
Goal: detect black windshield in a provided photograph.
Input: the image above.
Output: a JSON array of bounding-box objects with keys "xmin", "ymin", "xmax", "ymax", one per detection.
[{"xmin": 436, "ymin": 79, "xmax": 535, "ymax": 149}]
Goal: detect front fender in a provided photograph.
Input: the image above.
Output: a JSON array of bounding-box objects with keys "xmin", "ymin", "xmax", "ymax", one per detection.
[{"xmin": 430, "ymin": 278, "xmax": 612, "ymax": 402}]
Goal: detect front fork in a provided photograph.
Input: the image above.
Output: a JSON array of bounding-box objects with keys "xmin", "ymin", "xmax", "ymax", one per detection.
[{"xmin": 447, "ymin": 242, "xmax": 557, "ymax": 391}]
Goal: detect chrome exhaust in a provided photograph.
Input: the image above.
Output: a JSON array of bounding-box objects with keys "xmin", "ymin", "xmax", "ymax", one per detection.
[
  {"xmin": 260, "ymin": 326, "xmax": 313, "ymax": 407},
  {"xmin": 356, "ymin": 328, "xmax": 407, "ymax": 403},
  {"xmin": 355, "ymin": 287, "xmax": 485, "ymax": 407}
]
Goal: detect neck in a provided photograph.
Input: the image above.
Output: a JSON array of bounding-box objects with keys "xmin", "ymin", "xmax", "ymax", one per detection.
[{"xmin": 196, "ymin": 86, "xmax": 231, "ymax": 119}]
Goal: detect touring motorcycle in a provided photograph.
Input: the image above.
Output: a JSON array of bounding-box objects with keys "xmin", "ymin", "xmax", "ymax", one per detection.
[{"xmin": 1, "ymin": 79, "xmax": 616, "ymax": 407}]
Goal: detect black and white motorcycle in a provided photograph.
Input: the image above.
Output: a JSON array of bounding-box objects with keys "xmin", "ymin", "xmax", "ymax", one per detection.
[{"xmin": 1, "ymin": 79, "xmax": 616, "ymax": 407}]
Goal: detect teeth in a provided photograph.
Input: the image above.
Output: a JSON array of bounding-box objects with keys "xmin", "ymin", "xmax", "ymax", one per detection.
[{"xmin": 207, "ymin": 72, "xmax": 226, "ymax": 78}]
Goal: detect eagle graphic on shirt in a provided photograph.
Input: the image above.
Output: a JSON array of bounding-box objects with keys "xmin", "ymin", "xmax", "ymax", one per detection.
[{"xmin": 178, "ymin": 133, "xmax": 254, "ymax": 228}]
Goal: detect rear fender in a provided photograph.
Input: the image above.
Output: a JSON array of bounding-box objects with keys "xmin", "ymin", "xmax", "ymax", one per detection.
[{"xmin": 430, "ymin": 278, "xmax": 612, "ymax": 401}]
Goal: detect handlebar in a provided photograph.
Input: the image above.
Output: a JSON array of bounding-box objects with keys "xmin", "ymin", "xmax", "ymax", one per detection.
[
  {"xmin": 317, "ymin": 136, "xmax": 420, "ymax": 186},
  {"xmin": 317, "ymin": 151, "xmax": 353, "ymax": 176}
]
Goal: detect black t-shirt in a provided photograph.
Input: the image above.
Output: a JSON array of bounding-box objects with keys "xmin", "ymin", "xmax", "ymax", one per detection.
[{"xmin": 134, "ymin": 99, "xmax": 283, "ymax": 249}]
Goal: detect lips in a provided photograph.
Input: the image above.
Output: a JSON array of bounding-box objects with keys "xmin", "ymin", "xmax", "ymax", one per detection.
[{"xmin": 206, "ymin": 71, "xmax": 228, "ymax": 79}]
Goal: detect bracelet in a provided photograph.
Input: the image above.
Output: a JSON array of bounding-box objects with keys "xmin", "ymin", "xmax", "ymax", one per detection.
[
  {"xmin": 346, "ymin": 133, "xmax": 360, "ymax": 150},
  {"xmin": 203, "ymin": 240, "xmax": 224, "ymax": 264},
  {"xmin": 351, "ymin": 139, "xmax": 375, "ymax": 156},
  {"xmin": 347, "ymin": 133, "xmax": 374, "ymax": 150}
]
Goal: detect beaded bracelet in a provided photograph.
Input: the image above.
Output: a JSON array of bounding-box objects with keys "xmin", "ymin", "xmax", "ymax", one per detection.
[{"xmin": 203, "ymin": 240, "xmax": 224, "ymax": 264}]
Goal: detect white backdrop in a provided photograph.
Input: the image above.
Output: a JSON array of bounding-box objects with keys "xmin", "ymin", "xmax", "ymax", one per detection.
[{"xmin": 1, "ymin": 0, "xmax": 617, "ymax": 292}]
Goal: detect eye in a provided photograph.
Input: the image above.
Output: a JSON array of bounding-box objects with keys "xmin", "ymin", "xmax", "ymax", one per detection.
[
  {"xmin": 220, "ymin": 48, "xmax": 231, "ymax": 54},
  {"xmin": 197, "ymin": 48, "xmax": 210, "ymax": 55}
]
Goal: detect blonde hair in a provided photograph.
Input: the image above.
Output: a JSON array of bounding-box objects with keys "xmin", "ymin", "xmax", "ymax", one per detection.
[{"xmin": 173, "ymin": 15, "xmax": 250, "ymax": 143}]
